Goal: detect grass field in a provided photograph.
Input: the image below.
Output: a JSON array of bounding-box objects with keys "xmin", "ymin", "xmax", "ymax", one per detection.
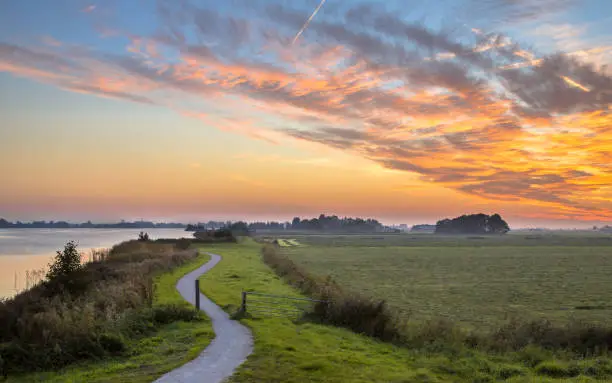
[
  {"xmin": 7, "ymin": 253, "xmax": 214, "ymax": 383},
  {"xmin": 198, "ymin": 239, "xmax": 612, "ymax": 382},
  {"xmin": 281, "ymin": 233, "xmax": 612, "ymax": 329}
]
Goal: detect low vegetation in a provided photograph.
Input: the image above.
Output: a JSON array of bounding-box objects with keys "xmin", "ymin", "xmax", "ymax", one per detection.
[
  {"xmin": 267, "ymin": 244, "xmax": 612, "ymax": 355},
  {"xmin": 0, "ymin": 239, "xmax": 214, "ymax": 381},
  {"xmin": 282, "ymin": 239, "xmax": 612, "ymax": 326},
  {"xmin": 199, "ymin": 239, "xmax": 612, "ymax": 382},
  {"xmin": 192, "ymin": 228, "xmax": 238, "ymax": 243}
]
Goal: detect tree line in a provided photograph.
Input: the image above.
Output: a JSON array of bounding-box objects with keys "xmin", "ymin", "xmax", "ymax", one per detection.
[
  {"xmin": 186, "ymin": 214, "xmax": 395, "ymax": 234},
  {"xmin": 0, "ymin": 219, "xmax": 185, "ymax": 229}
]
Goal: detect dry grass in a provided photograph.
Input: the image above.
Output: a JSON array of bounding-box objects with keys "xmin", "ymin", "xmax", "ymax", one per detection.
[{"xmin": 0, "ymin": 240, "xmax": 201, "ymax": 376}]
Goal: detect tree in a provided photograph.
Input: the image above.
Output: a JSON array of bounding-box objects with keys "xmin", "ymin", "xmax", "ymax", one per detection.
[
  {"xmin": 291, "ymin": 217, "xmax": 301, "ymax": 228},
  {"xmin": 229, "ymin": 221, "xmax": 250, "ymax": 235},
  {"xmin": 47, "ymin": 241, "xmax": 82, "ymax": 280},
  {"xmin": 488, "ymin": 214, "xmax": 510, "ymax": 234},
  {"xmin": 138, "ymin": 231, "xmax": 150, "ymax": 241},
  {"xmin": 435, "ymin": 213, "xmax": 510, "ymax": 234}
]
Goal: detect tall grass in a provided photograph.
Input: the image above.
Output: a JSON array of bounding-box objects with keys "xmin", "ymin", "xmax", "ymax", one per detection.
[
  {"xmin": 0, "ymin": 240, "xmax": 201, "ymax": 376},
  {"xmin": 262, "ymin": 245, "xmax": 402, "ymax": 343},
  {"xmin": 262, "ymin": 244, "xmax": 612, "ymax": 356}
]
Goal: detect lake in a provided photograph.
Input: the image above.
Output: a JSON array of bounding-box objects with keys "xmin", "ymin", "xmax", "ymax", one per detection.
[{"xmin": 0, "ymin": 228, "xmax": 190, "ymax": 299}]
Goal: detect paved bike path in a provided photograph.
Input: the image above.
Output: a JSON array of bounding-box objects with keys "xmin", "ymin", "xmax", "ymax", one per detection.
[{"xmin": 154, "ymin": 253, "xmax": 253, "ymax": 383}]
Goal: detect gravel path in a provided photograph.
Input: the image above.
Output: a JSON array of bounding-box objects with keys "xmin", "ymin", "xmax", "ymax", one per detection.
[{"xmin": 154, "ymin": 253, "xmax": 253, "ymax": 383}]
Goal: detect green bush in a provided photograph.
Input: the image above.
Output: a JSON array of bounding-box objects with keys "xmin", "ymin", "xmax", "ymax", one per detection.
[
  {"xmin": 46, "ymin": 241, "xmax": 82, "ymax": 281},
  {"xmin": 98, "ymin": 333, "xmax": 127, "ymax": 355},
  {"xmin": 151, "ymin": 304, "xmax": 202, "ymax": 324}
]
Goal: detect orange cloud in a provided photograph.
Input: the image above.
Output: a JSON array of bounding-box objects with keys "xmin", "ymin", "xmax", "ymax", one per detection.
[{"xmin": 1, "ymin": 1, "xmax": 611, "ymax": 222}]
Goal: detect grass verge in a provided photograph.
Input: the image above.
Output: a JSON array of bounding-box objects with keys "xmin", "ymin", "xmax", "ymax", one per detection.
[
  {"xmin": 198, "ymin": 239, "xmax": 610, "ymax": 382},
  {"xmin": 3, "ymin": 251, "xmax": 214, "ymax": 382}
]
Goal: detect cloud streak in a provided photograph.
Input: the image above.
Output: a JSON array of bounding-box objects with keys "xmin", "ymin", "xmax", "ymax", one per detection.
[{"xmin": 1, "ymin": 0, "xmax": 611, "ymax": 220}]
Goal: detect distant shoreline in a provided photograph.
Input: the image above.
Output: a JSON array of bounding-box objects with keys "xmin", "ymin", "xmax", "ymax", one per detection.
[{"xmin": 0, "ymin": 227, "xmax": 187, "ymax": 230}]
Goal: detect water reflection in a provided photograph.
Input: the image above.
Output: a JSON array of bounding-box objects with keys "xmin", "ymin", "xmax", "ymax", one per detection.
[{"xmin": 0, "ymin": 228, "xmax": 188, "ymax": 298}]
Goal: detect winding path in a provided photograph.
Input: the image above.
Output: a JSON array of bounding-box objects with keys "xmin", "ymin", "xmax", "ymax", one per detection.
[{"xmin": 154, "ymin": 253, "xmax": 253, "ymax": 383}]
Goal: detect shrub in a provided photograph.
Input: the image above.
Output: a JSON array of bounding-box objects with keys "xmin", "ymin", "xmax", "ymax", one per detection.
[
  {"xmin": 138, "ymin": 232, "xmax": 150, "ymax": 241},
  {"xmin": 98, "ymin": 333, "xmax": 126, "ymax": 355},
  {"xmin": 151, "ymin": 304, "xmax": 202, "ymax": 324},
  {"xmin": 46, "ymin": 241, "xmax": 82, "ymax": 281}
]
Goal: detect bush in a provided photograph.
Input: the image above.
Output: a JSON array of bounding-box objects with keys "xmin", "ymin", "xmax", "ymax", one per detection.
[
  {"xmin": 151, "ymin": 304, "xmax": 202, "ymax": 324},
  {"xmin": 488, "ymin": 318, "xmax": 612, "ymax": 355},
  {"xmin": 46, "ymin": 241, "xmax": 82, "ymax": 281},
  {"xmin": 98, "ymin": 333, "xmax": 126, "ymax": 355},
  {"xmin": 138, "ymin": 232, "xmax": 150, "ymax": 241}
]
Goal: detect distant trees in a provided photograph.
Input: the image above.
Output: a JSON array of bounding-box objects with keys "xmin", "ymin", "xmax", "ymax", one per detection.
[
  {"xmin": 289, "ymin": 214, "xmax": 385, "ymax": 232},
  {"xmin": 183, "ymin": 215, "xmax": 387, "ymax": 233},
  {"xmin": 46, "ymin": 241, "xmax": 82, "ymax": 280},
  {"xmin": 193, "ymin": 228, "xmax": 237, "ymax": 243},
  {"xmin": 185, "ymin": 221, "xmax": 227, "ymax": 231},
  {"xmin": 229, "ymin": 221, "xmax": 250, "ymax": 235},
  {"xmin": 410, "ymin": 224, "xmax": 436, "ymax": 232},
  {"xmin": 0, "ymin": 219, "xmax": 185, "ymax": 229},
  {"xmin": 435, "ymin": 213, "xmax": 510, "ymax": 234}
]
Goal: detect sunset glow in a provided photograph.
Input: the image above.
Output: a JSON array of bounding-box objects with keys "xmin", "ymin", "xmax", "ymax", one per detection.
[{"xmin": 1, "ymin": 0, "xmax": 611, "ymax": 227}]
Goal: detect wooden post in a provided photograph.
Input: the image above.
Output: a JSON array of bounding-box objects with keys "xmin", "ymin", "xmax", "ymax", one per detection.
[
  {"xmin": 195, "ymin": 279, "xmax": 200, "ymax": 310},
  {"xmin": 241, "ymin": 291, "xmax": 247, "ymax": 314}
]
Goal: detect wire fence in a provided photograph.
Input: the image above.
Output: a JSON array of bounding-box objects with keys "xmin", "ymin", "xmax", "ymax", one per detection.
[{"xmin": 240, "ymin": 291, "xmax": 327, "ymax": 318}]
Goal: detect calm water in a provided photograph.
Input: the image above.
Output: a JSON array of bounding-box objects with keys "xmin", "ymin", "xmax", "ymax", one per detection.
[{"xmin": 0, "ymin": 228, "xmax": 190, "ymax": 298}]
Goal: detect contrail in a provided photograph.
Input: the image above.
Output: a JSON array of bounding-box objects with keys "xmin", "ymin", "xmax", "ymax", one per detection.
[
  {"xmin": 291, "ymin": 0, "xmax": 327, "ymax": 45},
  {"xmin": 561, "ymin": 76, "xmax": 591, "ymax": 92}
]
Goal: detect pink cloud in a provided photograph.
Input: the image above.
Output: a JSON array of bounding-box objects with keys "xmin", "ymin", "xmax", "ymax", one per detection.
[{"xmin": 1, "ymin": 1, "xmax": 611, "ymax": 220}]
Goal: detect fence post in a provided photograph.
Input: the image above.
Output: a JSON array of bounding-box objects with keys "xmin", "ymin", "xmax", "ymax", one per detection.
[
  {"xmin": 195, "ymin": 279, "xmax": 200, "ymax": 311},
  {"xmin": 241, "ymin": 291, "xmax": 247, "ymax": 314}
]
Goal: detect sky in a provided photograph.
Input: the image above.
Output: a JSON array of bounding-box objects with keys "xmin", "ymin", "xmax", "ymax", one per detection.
[{"xmin": 0, "ymin": 0, "xmax": 611, "ymax": 228}]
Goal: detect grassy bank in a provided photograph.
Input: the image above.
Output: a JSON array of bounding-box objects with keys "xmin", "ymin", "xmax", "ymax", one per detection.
[
  {"xmin": 198, "ymin": 239, "xmax": 611, "ymax": 382},
  {"xmin": 2, "ymin": 241, "xmax": 214, "ymax": 382}
]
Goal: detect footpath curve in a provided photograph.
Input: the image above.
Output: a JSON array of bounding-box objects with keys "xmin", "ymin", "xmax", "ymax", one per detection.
[{"xmin": 154, "ymin": 253, "xmax": 253, "ymax": 383}]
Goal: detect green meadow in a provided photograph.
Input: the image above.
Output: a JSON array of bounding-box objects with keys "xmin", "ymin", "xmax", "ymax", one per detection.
[
  {"xmin": 198, "ymin": 238, "xmax": 612, "ymax": 382},
  {"xmin": 8, "ymin": 232, "xmax": 612, "ymax": 382},
  {"xmin": 280, "ymin": 234, "xmax": 612, "ymax": 327}
]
